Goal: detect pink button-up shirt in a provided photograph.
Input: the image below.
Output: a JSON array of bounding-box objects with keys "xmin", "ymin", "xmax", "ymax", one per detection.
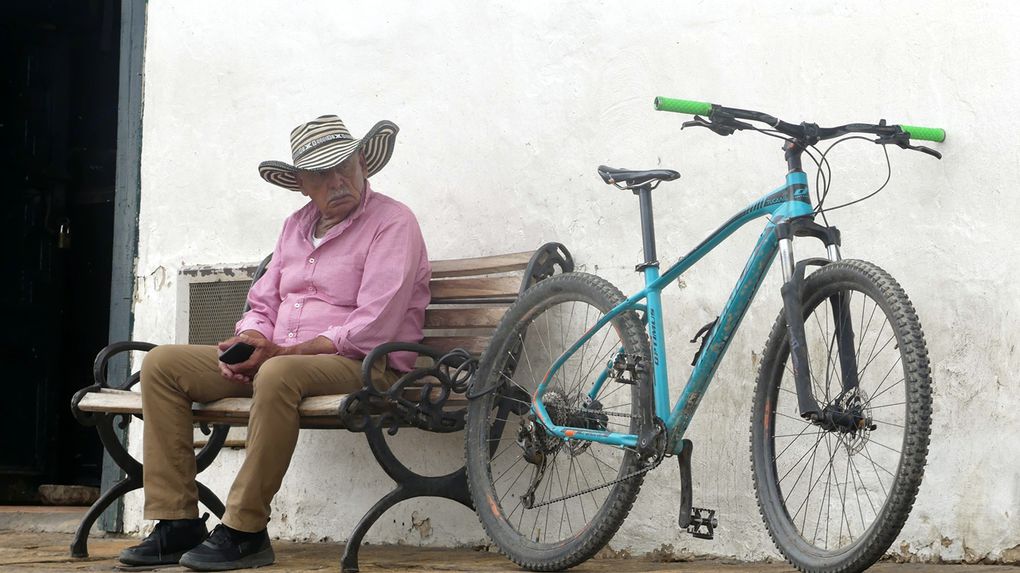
[{"xmin": 235, "ymin": 184, "xmax": 431, "ymax": 372}]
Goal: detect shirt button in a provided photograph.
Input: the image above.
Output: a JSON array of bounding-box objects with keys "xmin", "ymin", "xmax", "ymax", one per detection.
[
  {"xmin": 294, "ymin": 302, "xmax": 302, "ymax": 308},
  {"xmin": 287, "ymin": 332, "xmax": 295, "ymax": 338},
  {"xmin": 307, "ymin": 286, "xmax": 315, "ymax": 292},
  {"xmin": 308, "ymin": 257, "xmax": 315, "ymax": 264}
]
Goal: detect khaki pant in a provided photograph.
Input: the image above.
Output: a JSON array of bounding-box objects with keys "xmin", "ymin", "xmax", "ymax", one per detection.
[{"xmin": 139, "ymin": 345, "xmax": 396, "ymax": 532}]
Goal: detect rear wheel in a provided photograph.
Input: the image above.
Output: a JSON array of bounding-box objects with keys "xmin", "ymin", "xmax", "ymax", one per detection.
[
  {"xmin": 750, "ymin": 259, "xmax": 932, "ymax": 573},
  {"xmin": 465, "ymin": 272, "xmax": 651, "ymax": 571}
]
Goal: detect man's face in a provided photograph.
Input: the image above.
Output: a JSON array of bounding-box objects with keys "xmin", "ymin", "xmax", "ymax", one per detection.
[{"xmin": 296, "ymin": 151, "xmax": 368, "ymax": 223}]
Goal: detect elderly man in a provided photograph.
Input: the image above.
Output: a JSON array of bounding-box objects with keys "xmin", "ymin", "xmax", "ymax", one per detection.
[{"xmin": 119, "ymin": 116, "xmax": 431, "ymax": 571}]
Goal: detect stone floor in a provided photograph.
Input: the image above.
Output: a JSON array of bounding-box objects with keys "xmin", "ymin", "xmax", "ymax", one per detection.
[{"xmin": 1, "ymin": 531, "xmax": 1018, "ymax": 573}]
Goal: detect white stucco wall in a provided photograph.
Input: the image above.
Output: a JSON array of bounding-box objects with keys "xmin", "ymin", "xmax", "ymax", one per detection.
[{"xmin": 126, "ymin": 0, "xmax": 1020, "ymax": 563}]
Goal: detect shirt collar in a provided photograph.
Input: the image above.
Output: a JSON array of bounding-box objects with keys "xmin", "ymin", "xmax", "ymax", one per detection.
[{"xmin": 301, "ymin": 181, "xmax": 374, "ymax": 242}]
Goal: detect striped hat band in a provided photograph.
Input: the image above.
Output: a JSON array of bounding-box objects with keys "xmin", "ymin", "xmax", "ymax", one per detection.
[{"xmin": 258, "ymin": 115, "xmax": 399, "ymax": 192}]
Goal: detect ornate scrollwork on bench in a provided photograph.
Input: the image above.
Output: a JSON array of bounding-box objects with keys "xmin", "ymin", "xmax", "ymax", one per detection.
[{"xmin": 339, "ymin": 343, "xmax": 477, "ymax": 435}]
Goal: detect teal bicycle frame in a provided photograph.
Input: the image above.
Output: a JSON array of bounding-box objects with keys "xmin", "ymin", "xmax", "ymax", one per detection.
[{"xmin": 531, "ymin": 170, "xmax": 815, "ymax": 454}]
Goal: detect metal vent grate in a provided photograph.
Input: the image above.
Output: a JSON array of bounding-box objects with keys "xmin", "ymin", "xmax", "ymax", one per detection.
[{"xmin": 188, "ymin": 280, "xmax": 253, "ymax": 344}]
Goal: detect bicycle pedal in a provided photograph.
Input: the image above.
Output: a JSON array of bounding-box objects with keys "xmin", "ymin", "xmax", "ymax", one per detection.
[{"xmin": 684, "ymin": 507, "xmax": 718, "ymax": 540}]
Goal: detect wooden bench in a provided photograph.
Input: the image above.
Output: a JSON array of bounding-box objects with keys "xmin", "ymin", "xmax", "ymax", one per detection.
[{"xmin": 69, "ymin": 242, "xmax": 573, "ymax": 572}]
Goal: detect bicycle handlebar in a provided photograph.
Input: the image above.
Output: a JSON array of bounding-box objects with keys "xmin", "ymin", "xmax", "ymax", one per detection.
[
  {"xmin": 898, "ymin": 125, "xmax": 946, "ymax": 143},
  {"xmin": 653, "ymin": 97, "xmax": 713, "ymax": 116},
  {"xmin": 653, "ymin": 96, "xmax": 946, "ymax": 143}
]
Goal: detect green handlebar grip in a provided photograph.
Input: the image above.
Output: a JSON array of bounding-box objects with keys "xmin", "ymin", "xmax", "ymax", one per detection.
[
  {"xmin": 900, "ymin": 124, "xmax": 946, "ymax": 143},
  {"xmin": 654, "ymin": 97, "xmax": 713, "ymax": 116}
]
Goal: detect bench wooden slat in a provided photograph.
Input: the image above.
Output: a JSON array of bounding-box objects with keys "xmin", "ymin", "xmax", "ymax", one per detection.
[
  {"xmin": 77, "ymin": 389, "xmax": 344, "ymax": 418},
  {"xmin": 78, "ymin": 387, "xmax": 470, "ymax": 429},
  {"xmin": 429, "ymin": 277, "xmax": 521, "ymax": 301},
  {"xmin": 77, "ymin": 389, "xmax": 143, "ymax": 415},
  {"xmin": 430, "ymin": 250, "xmax": 534, "ymax": 278},
  {"xmin": 424, "ymin": 307, "xmax": 506, "ymax": 329},
  {"xmin": 420, "ymin": 336, "xmax": 491, "ymax": 355}
]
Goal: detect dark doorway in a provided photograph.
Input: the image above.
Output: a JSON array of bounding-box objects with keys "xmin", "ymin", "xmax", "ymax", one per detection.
[{"xmin": 1, "ymin": 0, "xmax": 122, "ymax": 503}]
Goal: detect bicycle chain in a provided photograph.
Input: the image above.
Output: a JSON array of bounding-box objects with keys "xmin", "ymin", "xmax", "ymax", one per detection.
[
  {"xmin": 568, "ymin": 406, "xmax": 639, "ymax": 419},
  {"xmin": 524, "ymin": 417, "xmax": 667, "ymax": 509},
  {"xmin": 527, "ymin": 454, "xmax": 664, "ymax": 509}
]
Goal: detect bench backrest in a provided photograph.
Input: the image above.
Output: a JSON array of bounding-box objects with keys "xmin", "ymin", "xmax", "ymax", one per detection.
[{"xmin": 245, "ymin": 244, "xmax": 574, "ymax": 360}]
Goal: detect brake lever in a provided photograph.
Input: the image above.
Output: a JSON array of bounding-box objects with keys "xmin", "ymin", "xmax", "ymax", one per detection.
[
  {"xmin": 908, "ymin": 144, "xmax": 942, "ymax": 160},
  {"xmin": 874, "ymin": 132, "xmax": 942, "ymax": 160},
  {"xmin": 682, "ymin": 115, "xmax": 735, "ymax": 136},
  {"xmin": 682, "ymin": 115, "xmax": 756, "ymax": 137}
]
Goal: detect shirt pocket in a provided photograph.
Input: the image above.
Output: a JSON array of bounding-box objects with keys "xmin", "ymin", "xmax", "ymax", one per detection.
[{"xmin": 314, "ymin": 253, "xmax": 364, "ymax": 306}]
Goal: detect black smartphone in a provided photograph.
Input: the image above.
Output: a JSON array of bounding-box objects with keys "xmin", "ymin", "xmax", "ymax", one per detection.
[{"xmin": 218, "ymin": 341, "xmax": 256, "ymax": 365}]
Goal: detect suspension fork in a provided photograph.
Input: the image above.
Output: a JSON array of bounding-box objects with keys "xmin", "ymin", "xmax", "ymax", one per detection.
[
  {"xmin": 775, "ymin": 218, "xmax": 857, "ymax": 421},
  {"xmin": 829, "ymin": 291, "xmax": 861, "ymax": 394}
]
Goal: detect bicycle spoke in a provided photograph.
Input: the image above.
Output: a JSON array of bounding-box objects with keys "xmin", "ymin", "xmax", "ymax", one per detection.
[
  {"xmin": 861, "ymin": 353, "xmax": 903, "ymax": 404},
  {"xmin": 860, "ymin": 442, "xmax": 897, "ymax": 480},
  {"xmin": 836, "ymin": 447, "xmax": 853, "ymax": 545},
  {"xmin": 799, "ymin": 429, "xmax": 821, "ymax": 532},
  {"xmin": 775, "ymin": 422, "xmax": 818, "ymax": 464},
  {"xmin": 780, "ymin": 430, "xmax": 825, "ymax": 503},
  {"xmin": 855, "ymin": 299, "xmax": 881, "ymax": 364},
  {"xmin": 848, "ymin": 453, "xmax": 869, "ymax": 534},
  {"xmin": 863, "ymin": 377, "xmax": 904, "ymax": 408},
  {"xmin": 493, "ymin": 455, "xmax": 526, "ymax": 486},
  {"xmin": 868, "ymin": 400, "xmax": 905, "ymax": 410},
  {"xmin": 791, "ymin": 432, "xmax": 841, "ymax": 525},
  {"xmin": 777, "ymin": 411, "xmax": 813, "ymax": 426}
]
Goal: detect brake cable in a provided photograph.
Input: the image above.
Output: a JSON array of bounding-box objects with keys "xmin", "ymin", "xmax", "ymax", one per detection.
[{"xmin": 696, "ymin": 116, "xmax": 915, "ymax": 219}]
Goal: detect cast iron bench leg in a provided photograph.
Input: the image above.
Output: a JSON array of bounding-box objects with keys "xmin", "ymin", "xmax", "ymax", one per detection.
[
  {"xmin": 340, "ymin": 427, "xmax": 474, "ymax": 573},
  {"xmin": 70, "ymin": 474, "xmax": 142, "ymax": 558},
  {"xmin": 69, "ymin": 413, "xmax": 229, "ymax": 559}
]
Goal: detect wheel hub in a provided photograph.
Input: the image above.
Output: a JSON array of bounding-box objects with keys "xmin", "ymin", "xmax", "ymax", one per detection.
[{"xmin": 814, "ymin": 389, "xmax": 875, "ymax": 453}]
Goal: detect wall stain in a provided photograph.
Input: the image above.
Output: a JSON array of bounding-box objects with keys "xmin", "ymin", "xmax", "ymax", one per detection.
[
  {"xmin": 409, "ymin": 510, "xmax": 432, "ymax": 540},
  {"xmin": 646, "ymin": 543, "xmax": 698, "ymax": 563},
  {"xmin": 149, "ymin": 265, "xmax": 169, "ymax": 291}
]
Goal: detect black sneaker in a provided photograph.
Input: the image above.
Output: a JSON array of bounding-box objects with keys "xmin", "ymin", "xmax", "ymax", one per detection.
[
  {"xmin": 178, "ymin": 524, "xmax": 275, "ymax": 571},
  {"xmin": 118, "ymin": 515, "xmax": 209, "ymax": 566}
]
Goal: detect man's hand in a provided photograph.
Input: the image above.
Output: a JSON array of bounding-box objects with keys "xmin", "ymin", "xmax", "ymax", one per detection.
[
  {"xmin": 216, "ymin": 331, "xmax": 282, "ymax": 384},
  {"xmin": 217, "ymin": 332, "xmax": 339, "ymax": 383}
]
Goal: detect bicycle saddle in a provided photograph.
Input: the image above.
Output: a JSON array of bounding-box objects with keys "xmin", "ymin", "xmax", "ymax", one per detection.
[{"xmin": 597, "ymin": 165, "xmax": 681, "ymax": 188}]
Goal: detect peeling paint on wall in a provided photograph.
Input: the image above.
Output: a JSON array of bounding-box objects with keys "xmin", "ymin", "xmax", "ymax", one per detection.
[{"xmin": 409, "ymin": 511, "xmax": 433, "ymax": 541}]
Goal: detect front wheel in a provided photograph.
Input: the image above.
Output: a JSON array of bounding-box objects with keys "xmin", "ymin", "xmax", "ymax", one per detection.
[
  {"xmin": 750, "ymin": 259, "xmax": 932, "ymax": 573},
  {"xmin": 465, "ymin": 272, "xmax": 651, "ymax": 571}
]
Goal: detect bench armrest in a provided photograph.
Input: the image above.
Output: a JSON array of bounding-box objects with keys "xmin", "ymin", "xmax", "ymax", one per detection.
[
  {"xmin": 362, "ymin": 342, "xmax": 476, "ymax": 399},
  {"xmin": 71, "ymin": 341, "xmax": 157, "ymax": 425},
  {"xmin": 341, "ymin": 342, "xmax": 477, "ymax": 434},
  {"xmin": 93, "ymin": 341, "xmax": 158, "ymax": 390}
]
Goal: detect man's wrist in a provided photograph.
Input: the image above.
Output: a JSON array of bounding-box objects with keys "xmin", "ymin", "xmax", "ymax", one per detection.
[{"xmin": 278, "ymin": 336, "xmax": 338, "ymax": 356}]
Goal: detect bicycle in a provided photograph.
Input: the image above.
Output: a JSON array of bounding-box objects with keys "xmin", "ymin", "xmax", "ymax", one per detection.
[{"xmin": 464, "ymin": 97, "xmax": 943, "ymax": 573}]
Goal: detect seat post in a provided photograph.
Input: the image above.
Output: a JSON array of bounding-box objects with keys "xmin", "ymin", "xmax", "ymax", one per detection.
[{"xmin": 634, "ymin": 186, "xmax": 658, "ymax": 269}]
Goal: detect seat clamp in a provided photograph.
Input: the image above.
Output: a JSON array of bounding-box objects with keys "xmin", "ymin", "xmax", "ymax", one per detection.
[{"xmin": 635, "ymin": 261, "xmax": 659, "ymax": 272}]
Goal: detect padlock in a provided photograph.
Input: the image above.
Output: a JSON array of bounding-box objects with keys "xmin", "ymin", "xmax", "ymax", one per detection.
[{"xmin": 58, "ymin": 219, "xmax": 71, "ymax": 249}]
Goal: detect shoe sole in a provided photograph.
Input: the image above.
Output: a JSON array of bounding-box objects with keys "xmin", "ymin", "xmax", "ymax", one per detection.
[
  {"xmin": 178, "ymin": 547, "xmax": 275, "ymax": 571},
  {"xmin": 115, "ymin": 564, "xmax": 179, "ymax": 572},
  {"xmin": 118, "ymin": 549, "xmax": 187, "ymax": 567}
]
